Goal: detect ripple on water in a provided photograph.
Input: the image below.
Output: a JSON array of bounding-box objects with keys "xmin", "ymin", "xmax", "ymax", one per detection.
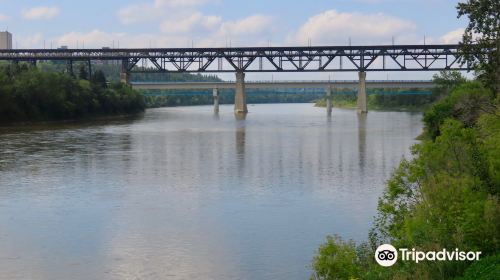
[{"xmin": 0, "ymin": 104, "xmax": 422, "ymax": 280}]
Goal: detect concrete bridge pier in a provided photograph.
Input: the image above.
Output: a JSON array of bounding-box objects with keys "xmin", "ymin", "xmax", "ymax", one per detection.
[
  {"xmin": 357, "ymin": 71, "xmax": 368, "ymax": 114},
  {"xmin": 120, "ymin": 72, "xmax": 130, "ymax": 85},
  {"xmin": 234, "ymin": 71, "xmax": 248, "ymax": 114},
  {"xmin": 213, "ymin": 88, "xmax": 220, "ymax": 114},
  {"xmin": 325, "ymin": 86, "xmax": 332, "ymax": 117},
  {"xmin": 120, "ymin": 59, "xmax": 130, "ymax": 85}
]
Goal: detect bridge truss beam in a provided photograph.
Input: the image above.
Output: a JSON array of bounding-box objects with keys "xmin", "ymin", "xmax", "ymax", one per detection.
[{"xmin": 0, "ymin": 44, "xmax": 475, "ymax": 73}]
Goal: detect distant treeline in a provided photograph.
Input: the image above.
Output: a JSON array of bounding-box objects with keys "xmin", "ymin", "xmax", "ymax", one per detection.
[
  {"xmin": 0, "ymin": 64, "xmax": 145, "ymax": 123},
  {"xmin": 37, "ymin": 62, "xmax": 223, "ymax": 83},
  {"xmin": 315, "ymin": 88, "xmax": 434, "ymax": 110},
  {"xmin": 144, "ymin": 89, "xmax": 325, "ymax": 107},
  {"xmin": 34, "ymin": 61, "xmax": 436, "ymax": 110}
]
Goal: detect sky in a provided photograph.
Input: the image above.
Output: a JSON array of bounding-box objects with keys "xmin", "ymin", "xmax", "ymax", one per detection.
[{"xmin": 0, "ymin": 0, "xmax": 470, "ymax": 80}]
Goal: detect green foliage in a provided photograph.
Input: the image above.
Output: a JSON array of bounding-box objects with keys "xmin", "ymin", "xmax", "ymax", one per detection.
[
  {"xmin": 0, "ymin": 65, "xmax": 144, "ymax": 122},
  {"xmin": 313, "ymin": 82, "xmax": 500, "ymax": 279},
  {"xmin": 372, "ymin": 104, "xmax": 500, "ymax": 279},
  {"xmin": 456, "ymin": 254, "xmax": 500, "ymax": 280},
  {"xmin": 477, "ymin": 111, "xmax": 500, "ymax": 192},
  {"xmin": 132, "ymin": 68, "xmax": 223, "ymax": 83},
  {"xmin": 311, "ymin": 3, "xmax": 500, "ymax": 279},
  {"xmin": 144, "ymin": 89, "xmax": 325, "ymax": 108},
  {"xmin": 432, "ymin": 71, "xmax": 467, "ymax": 98},
  {"xmin": 78, "ymin": 64, "xmax": 88, "ymax": 80},
  {"xmin": 423, "ymin": 82, "xmax": 493, "ymax": 139},
  {"xmin": 90, "ymin": 70, "xmax": 107, "ymax": 89},
  {"xmin": 457, "ymin": 0, "xmax": 500, "ymax": 95},
  {"xmin": 315, "ymin": 90, "xmax": 434, "ymax": 111},
  {"xmin": 311, "ymin": 235, "xmax": 362, "ymax": 280}
]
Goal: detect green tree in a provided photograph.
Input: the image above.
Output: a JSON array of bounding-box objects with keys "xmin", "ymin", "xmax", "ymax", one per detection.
[
  {"xmin": 431, "ymin": 70, "xmax": 467, "ymax": 98},
  {"xmin": 457, "ymin": 0, "xmax": 500, "ymax": 95},
  {"xmin": 457, "ymin": 254, "xmax": 500, "ymax": 280},
  {"xmin": 423, "ymin": 82, "xmax": 493, "ymax": 139},
  {"xmin": 90, "ymin": 70, "xmax": 107, "ymax": 89},
  {"xmin": 311, "ymin": 235, "xmax": 362, "ymax": 280},
  {"xmin": 0, "ymin": 65, "xmax": 145, "ymax": 123},
  {"xmin": 78, "ymin": 64, "xmax": 88, "ymax": 80}
]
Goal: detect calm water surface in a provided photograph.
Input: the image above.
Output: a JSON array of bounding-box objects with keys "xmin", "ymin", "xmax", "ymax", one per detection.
[{"xmin": 0, "ymin": 104, "xmax": 422, "ymax": 280}]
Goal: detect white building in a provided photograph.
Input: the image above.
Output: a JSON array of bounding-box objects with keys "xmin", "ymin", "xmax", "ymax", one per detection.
[{"xmin": 0, "ymin": 31, "xmax": 12, "ymax": 49}]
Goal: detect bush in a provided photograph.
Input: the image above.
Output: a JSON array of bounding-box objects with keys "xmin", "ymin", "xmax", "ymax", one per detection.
[
  {"xmin": 0, "ymin": 65, "xmax": 145, "ymax": 122},
  {"xmin": 311, "ymin": 235, "xmax": 362, "ymax": 280},
  {"xmin": 456, "ymin": 254, "xmax": 500, "ymax": 280},
  {"xmin": 423, "ymin": 82, "xmax": 492, "ymax": 139}
]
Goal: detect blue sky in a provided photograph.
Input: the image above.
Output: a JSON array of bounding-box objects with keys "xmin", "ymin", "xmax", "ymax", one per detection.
[{"xmin": 0, "ymin": 0, "xmax": 469, "ymax": 79}]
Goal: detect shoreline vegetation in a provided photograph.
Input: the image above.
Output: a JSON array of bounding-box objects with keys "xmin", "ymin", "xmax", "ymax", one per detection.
[
  {"xmin": 311, "ymin": 77, "xmax": 500, "ymax": 280},
  {"xmin": 310, "ymin": 0, "xmax": 500, "ymax": 278},
  {"xmin": 144, "ymin": 89, "xmax": 325, "ymax": 108},
  {"xmin": 0, "ymin": 64, "xmax": 144, "ymax": 124},
  {"xmin": 1, "ymin": 61, "xmax": 436, "ymax": 124},
  {"xmin": 314, "ymin": 91, "xmax": 434, "ymax": 112}
]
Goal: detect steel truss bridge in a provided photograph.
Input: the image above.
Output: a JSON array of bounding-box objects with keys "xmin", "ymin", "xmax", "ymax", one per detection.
[
  {"xmin": 0, "ymin": 44, "xmax": 469, "ymax": 73},
  {"xmin": 0, "ymin": 44, "xmax": 476, "ymax": 115}
]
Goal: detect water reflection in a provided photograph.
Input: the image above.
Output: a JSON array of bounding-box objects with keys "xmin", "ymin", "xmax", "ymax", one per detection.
[
  {"xmin": 0, "ymin": 104, "xmax": 423, "ymax": 280},
  {"xmin": 234, "ymin": 112, "xmax": 247, "ymax": 121},
  {"xmin": 358, "ymin": 113, "xmax": 367, "ymax": 172},
  {"xmin": 235, "ymin": 120, "xmax": 246, "ymax": 172}
]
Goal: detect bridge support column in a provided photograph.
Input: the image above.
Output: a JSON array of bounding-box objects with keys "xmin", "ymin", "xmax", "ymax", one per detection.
[
  {"xmin": 357, "ymin": 71, "xmax": 368, "ymax": 114},
  {"xmin": 213, "ymin": 88, "xmax": 220, "ymax": 114},
  {"xmin": 234, "ymin": 71, "xmax": 248, "ymax": 114},
  {"xmin": 326, "ymin": 86, "xmax": 332, "ymax": 117},
  {"xmin": 66, "ymin": 60, "xmax": 74, "ymax": 77},
  {"xmin": 121, "ymin": 59, "xmax": 130, "ymax": 85},
  {"xmin": 120, "ymin": 72, "xmax": 130, "ymax": 85}
]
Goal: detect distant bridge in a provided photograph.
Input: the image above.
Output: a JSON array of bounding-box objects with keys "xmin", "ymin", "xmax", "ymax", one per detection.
[
  {"xmin": 133, "ymin": 80, "xmax": 434, "ymax": 115},
  {"xmin": 0, "ymin": 44, "xmax": 469, "ymax": 115},
  {"xmin": 131, "ymin": 80, "xmax": 434, "ymax": 90}
]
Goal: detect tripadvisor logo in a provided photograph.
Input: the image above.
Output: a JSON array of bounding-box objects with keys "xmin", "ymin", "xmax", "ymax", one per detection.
[
  {"xmin": 375, "ymin": 244, "xmax": 398, "ymax": 267},
  {"xmin": 375, "ymin": 244, "xmax": 482, "ymax": 267}
]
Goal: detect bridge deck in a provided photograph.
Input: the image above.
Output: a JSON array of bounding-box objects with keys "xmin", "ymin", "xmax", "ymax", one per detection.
[
  {"xmin": 131, "ymin": 80, "xmax": 434, "ymax": 90},
  {"xmin": 0, "ymin": 44, "xmax": 471, "ymax": 73}
]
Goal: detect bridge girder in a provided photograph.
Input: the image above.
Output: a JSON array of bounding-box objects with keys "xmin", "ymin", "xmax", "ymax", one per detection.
[{"xmin": 0, "ymin": 44, "xmax": 484, "ymax": 73}]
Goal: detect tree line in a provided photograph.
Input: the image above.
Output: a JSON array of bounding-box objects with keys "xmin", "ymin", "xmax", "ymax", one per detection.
[
  {"xmin": 315, "ymin": 88, "xmax": 435, "ymax": 111},
  {"xmin": 144, "ymin": 89, "xmax": 326, "ymax": 107},
  {"xmin": 0, "ymin": 64, "xmax": 145, "ymax": 123}
]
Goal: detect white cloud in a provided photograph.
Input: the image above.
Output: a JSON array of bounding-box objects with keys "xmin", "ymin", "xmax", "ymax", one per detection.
[
  {"xmin": 53, "ymin": 29, "xmax": 193, "ymax": 48},
  {"xmin": 117, "ymin": 0, "xmax": 275, "ymax": 46},
  {"xmin": 118, "ymin": 0, "xmax": 217, "ymax": 24},
  {"xmin": 217, "ymin": 15, "xmax": 274, "ymax": 37},
  {"xmin": 160, "ymin": 13, "xmax": 221, "ymax": 34},
  {"xmin": 18, "ymin": 32, "xmax": 44, "ymax": 48},
  {"xmin": 56, "ymin": 30, "xmax": 128, "ymax": 48},
  {"xmin": 287, "ymin": 9, "xmax": 416, "ymax": 45},
  {"xmin": 422, "ymin": 28, "xmax": 465, "ymax": 44},
  {"xmin": 439, "ymin": 28, "xmax": 464, "ymax": 44},
  {"xmin": 156, "ymin": 0, "xmax": 216, "ymax": 7},
  {"xmin": 22, "ymin": 6, "xmax": 60, "ymax": 20}
]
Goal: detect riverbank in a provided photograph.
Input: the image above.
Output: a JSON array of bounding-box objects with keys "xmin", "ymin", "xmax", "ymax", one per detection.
[
  {"xmin": 312, "ymin": 78, "xmax": 500, "ymax": 279},
  {"xmin": 0, "ymin": 65, "xmax": 145, "ymax": 124},
  {"xmin": 315, "ymin": 93, "xmax": 434, "ymax": 112}
]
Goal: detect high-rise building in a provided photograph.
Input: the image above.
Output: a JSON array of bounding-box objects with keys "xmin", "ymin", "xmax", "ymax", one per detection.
[{"xmin": 0, "ymin": 31, "xmax": 12, "ymax": 49}]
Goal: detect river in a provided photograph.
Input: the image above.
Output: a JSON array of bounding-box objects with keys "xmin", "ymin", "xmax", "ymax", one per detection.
[{"xmin": 0, "ymin": 103, "xmax": 423, "ymax": 280}]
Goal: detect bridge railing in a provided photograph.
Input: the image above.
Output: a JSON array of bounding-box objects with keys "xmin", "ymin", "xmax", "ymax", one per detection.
[{"xmin": 131, "ymin": 80, "xmax": 433, "ymax": 84}]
